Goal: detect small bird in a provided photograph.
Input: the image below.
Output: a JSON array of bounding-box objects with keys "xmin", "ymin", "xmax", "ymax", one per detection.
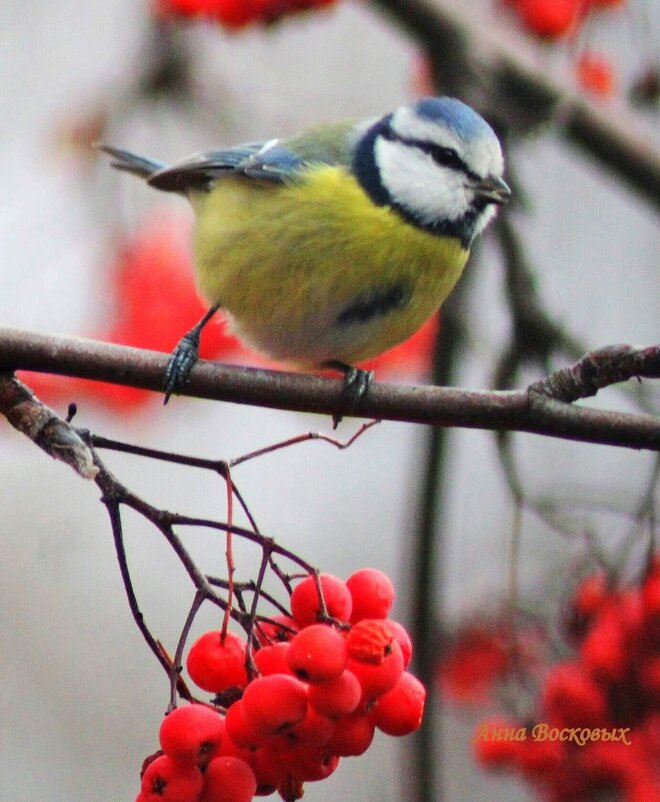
[{"xmin": 100, "ymin": 96, "xmax": 510, "ymax": 405}]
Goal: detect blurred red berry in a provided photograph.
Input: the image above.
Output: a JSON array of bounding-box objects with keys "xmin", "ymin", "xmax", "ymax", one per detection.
[
  {"xmin": 286, "ymin": 624, "xmax": 347, "ymax": 682},
  {"xmin": 577, "ymin": 52, "xmax": 616, "ymax": 97},
  {"xmin": 542, "ymin": 662, "xmax": 607, "ymax": 727},
  {"xmin": 471, "ymin": 717, "xmax": 525, "ymax": 769},
  {"xmin": 290, "ymin": 574, "xmax": 352, "ymax": 626},
  {"xmin": 187, "ymin": 631, "xmax": 248, "ymax": 694},
  {"xmin": 307, "ymin": 670, "xmax": 362, "ymax": 719},
  {"xmin": 517, "ymin": 0, "xmax": 580, "ymax": 38},
  {"xmin": 159, "ymin": 705, "xmax": 225, "ymax": 766},
  {"xmin": 438, "ymin": 624, "xmax": 510, "ymax": 704},
  {"xmin": 141, "ymin": 754, "xmax": 203, "ymax": 802},
  {"xmin": 199, "ymin": 756, "xmax": 257, "ymax": 802},
  {"xmin": 241, "ymin": 675, "xmax": 308, "ymax": 737},
  {"xmin": 516, "ymin": 736, "xmax": 566, "ymax": 781},
  {"xmin": 572, "ymin": 571, "xmax": 609, "ymax": 619},
  {"xmin": 370, "ymin": 671, "xmax": 426, "ymax": 736},
  {"xmin": 346, "ymin": 568, "xmax": 395, "ymax": 623}
]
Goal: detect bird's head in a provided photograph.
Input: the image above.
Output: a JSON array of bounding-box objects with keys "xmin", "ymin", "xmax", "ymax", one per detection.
[{"xmin": 353, "ymin": 97, "xmax": 510, "ymax": 249}]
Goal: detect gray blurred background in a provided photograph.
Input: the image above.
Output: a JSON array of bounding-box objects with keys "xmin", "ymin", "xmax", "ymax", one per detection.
[{"xmin": 0, "ymin": 1, "xmax": 658, "ymax": 801}]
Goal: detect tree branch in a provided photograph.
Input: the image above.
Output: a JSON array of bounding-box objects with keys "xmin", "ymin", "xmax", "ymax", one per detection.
[{"xmin": 0, "ymin": 328, "xmax": 658, "ymax": 451}]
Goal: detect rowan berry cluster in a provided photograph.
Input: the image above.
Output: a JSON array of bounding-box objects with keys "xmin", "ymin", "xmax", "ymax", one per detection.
[
  {"xmin": 500, "ymin": 0, "xmax": 625, "ymax": 97},
  {"xmin": 473, "ymin": 556, "xmax": 660, "ymax": 802},
  {"xmin": 136, "ymin": 568, "xmax": 425, "ymax": 802},
  {"xmin": 153, "ymin": 0, "xmax": 339, "ymax": 30}
]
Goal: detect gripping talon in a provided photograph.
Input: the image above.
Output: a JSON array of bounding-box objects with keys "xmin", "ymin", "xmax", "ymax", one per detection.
[
  {"xmin": 162, "ymin": 305, "xmax": 220, "ymax": 404},
  {"xmin": 324, "ymin": 360, "xmax": 374, "ymax": 427}
]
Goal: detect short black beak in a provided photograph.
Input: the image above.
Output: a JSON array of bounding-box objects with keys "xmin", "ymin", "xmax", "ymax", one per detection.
[{"xmin": 474, "ymin": 175, "xmax": 511, "ymax": 205}]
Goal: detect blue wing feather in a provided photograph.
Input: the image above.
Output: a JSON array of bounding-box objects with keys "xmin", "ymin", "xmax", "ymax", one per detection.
[{"xmin": 148, "ymin": 141, "xmax": 308, "ymax": 192}]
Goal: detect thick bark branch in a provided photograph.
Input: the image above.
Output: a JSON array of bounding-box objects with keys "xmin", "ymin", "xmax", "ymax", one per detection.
[{"xmin": 1, "ymin": 328, "xmax": 658, "ymax": 451}]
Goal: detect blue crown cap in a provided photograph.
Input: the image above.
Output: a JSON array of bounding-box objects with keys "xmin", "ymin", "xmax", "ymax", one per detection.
[{"xmin": 415, "ymin": 97, "xmax": 495, "ymax": 141}]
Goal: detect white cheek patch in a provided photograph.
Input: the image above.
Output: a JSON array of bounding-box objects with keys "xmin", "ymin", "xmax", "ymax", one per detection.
[
  {"xmin": 465, "ymin": 137, "xmax": 504, "ymax": 181},
  {"xmin": 375, "ymin": 137, "xmax": 470, "ymax": 225}
]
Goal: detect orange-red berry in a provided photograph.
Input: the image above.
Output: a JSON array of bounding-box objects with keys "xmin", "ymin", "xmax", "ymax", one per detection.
[
  {"xmin": 346, "ymin": 568, "xmax": 395, "ymax": 623},
  {"xmin": 287, "ymin": 624, "xmax": 347, "ymax": 683},
  {"xmin": 290, "ymin": 574, "xmax": 352, "ymax": 626},
  {"xmin": 141, "ymin": 754, "xmax": 203, "ymax": 802},
  {"xmin": 159, "ymin": 704, "xmax": 225, "ymax": 766},
  {"xmin": 187, "ymin": 631, "xmax": 248, "ymax": 694},
  {"xmin": 199, "ymin": 756, "xmax": 257, "ymax": 802},
  {"xmin": 370, "ymin": 672, "xmax": 426, "ymax": 736},
  {"xmin": 347, "ymin": 619, "xmax": 394, "ymax": 664},
  {"xmin": 347, "ymin": 638, "xmax": 404, "ymax": 701},
  {"xmin": 517, "ymin": 0, "xmax": 580, "ymax": 39},
  {"xmin": 241, "ymin": 675, "xmax": 308, "ymax": 737},
  {"xmin": 326, "ymin": 711, "xmax": 375, "ymax": 756},
  {"xmin": 307, "ymin": 670, "xmax": 362, "ymax": 719}
]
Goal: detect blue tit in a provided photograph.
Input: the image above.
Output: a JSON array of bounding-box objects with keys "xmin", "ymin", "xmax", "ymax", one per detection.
[{"xmin": 100, "ymin": 96, "xmax": 510, "ymax": 403}]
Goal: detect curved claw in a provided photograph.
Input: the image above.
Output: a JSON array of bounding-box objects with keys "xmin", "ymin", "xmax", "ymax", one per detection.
[
  {"xmin": 324, "ymin": 360, "xmax": 374, "ymax": 427},
  {"xmin": 162, "ymin": 305, "xmax": 220, "ymax": 404},
  {"xmin": 163, "ymin": 330, "xmax": 201, "ymax": 404}
]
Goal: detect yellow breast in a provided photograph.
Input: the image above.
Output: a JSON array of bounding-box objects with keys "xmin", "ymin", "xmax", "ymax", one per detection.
[{"xmin": 192, "ymin": 165, "xmax": 469, "ymax": 367}]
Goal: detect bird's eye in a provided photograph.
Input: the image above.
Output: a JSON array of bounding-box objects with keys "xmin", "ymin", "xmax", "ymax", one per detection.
[{"xmin": 427, "ymin": 146, "xmax": 465, "ymax": 171}]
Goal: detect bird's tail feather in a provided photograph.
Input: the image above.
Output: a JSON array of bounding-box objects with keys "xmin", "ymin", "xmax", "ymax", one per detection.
[{"xmin": 96, "ymin": 144, "xmax": 167, "ymax": 183}]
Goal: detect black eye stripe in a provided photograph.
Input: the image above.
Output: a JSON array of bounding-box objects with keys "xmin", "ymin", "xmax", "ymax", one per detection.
[{"xmin": 379, "ymin": 129, "xmax": 477, "ymax": 178}]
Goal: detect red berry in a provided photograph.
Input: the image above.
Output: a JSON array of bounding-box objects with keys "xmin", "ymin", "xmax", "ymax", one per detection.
[
  {"xmin": 241, "ymin": 675, "xmax": 308, "ymax": 737},
  {"xmin": 471, "ymin": 717, "xmax": 524, "ymax": 769},
  {"xmin": 225, "ymin": 701, "xmax": 265, "ymax": 750},
  {"xmin": 253, "ymin": 643, "xmax": 294, "ymax": 677},
  {"xmin": 516, "ymin": 737, "xmax": 566, "ymax": 780},
  {"xmin": 347, "ymin": 619, "xmax": 394, "ymax": 664},
  {"xmin": 159, "ymin": 705, "xmax": 225, "ymax": 766},
  {"xmin": 281, "ymin": 744, "xmax": 340, "ymax": 782},
  {"xmin": 581, "ymin": 604, "xmax": 631, "ymax": 684},
  {"xmin": 542, "ymin": 663, "xmax": 607, "ymax": 727},
  {"xmin": 287, "ymin": 624, "xmax": 347, "ymax": 683},
  {"xmin": 572, "ymin": 571, "xmax": 609, "ymax": 619},
  {"xmin": 248, "ymin": 742, "xmax": 288, "ymax": 790},
  {"xmin": 346, "ymin": 568, "xmax": 395, "ymax": 623},
  {"xmin": 200, "ymin": 756, "xmax": 257, "ymax": 802},
  {"xmin": 347, "ymin": 638, "xmax": 404, "ymax": 701},
  {"xmin": 281, "ymin": 707, "xmax": 336, "ymax": 747},
  {"xmin": 382, "ymin": 620, "xmax": 413, "ymax": 668},
  {"xmin": 186, "ymin": 631, "xmax": 248, "ymax": 694},
  {"xmin": 517, "ymin": 0, "xmax": 580, "ymax": 39},
  {"xmin": 326, "ymin": 712, "xmax": 375, "ymax": 756},
  {"xmin": 577, "ymin": 52, "xmax": 616, "ymax": 97},
  {"xmin": 307, "ymin": 670, "xmax": 362, "ymax": 719},
  {"xmin": 290, "ymin": 574, "xmax": 352, "ymax": 626},
  {"xmin": 141, "ymin": 754, "xmax": 203, "ymax": 802},
  {"xmin": 370, "ymin": 672, "xmax": 426, "ymax": 736}
]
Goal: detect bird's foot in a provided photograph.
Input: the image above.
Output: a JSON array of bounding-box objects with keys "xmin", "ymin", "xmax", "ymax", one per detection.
[
  {"xmin": 324, "ymin": 360, "xmax": 374, "ymax": 428},
  {"xmin": 162, "ymin": 306, "xmax": 219, "ymax": 404}
]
